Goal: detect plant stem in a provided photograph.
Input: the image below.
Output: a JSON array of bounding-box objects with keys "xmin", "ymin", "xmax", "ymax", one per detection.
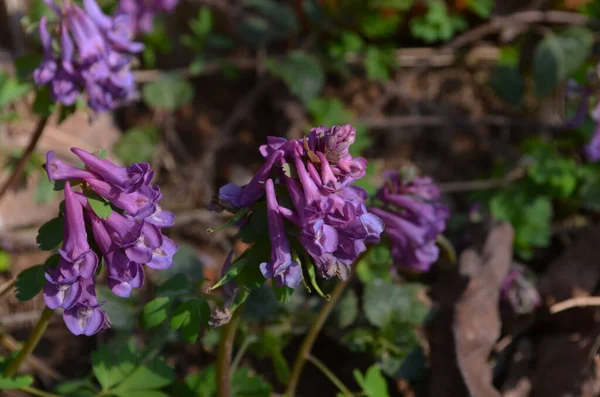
[
  {"xmin": 306, "ymin": 354, "xmax": 353, "ymax": 397},
  {"xmin": 20, "ymin": 386, "xmax": 63, "ymax": 397},
  {"xmin": 216, "ymin": 307, "xmax": 243, "ymax": 397},
  {"xmin": 0, "ymin": 278, "xmax": 15, "ymax": 298},
  {"xmin": 285, "ymin": 278, "xmax": 350, "ymax": 397},
  {"xmin": 0, "ymin": 115, "xmax": 50, "ymax": 202},
  {"xmin": 230, "ymin": 335, "xmax": 255, "ymax": 376},
  {"xmin": 3, "ymin": 307, "xmax": 54, "ymax": 377}
]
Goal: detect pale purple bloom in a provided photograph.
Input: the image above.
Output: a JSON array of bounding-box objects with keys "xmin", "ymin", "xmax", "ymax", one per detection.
[
  {"xmin": 369, "ymin": 172, "xmax": 449, "ymax": 272},
  {"xmin": 119, "ymin": 0, "xmax": 180, "ymax": 33},
  {"xmin": 501, "ymin": 265, "xmax": 541, "ymax": 314},
  {"xmin": 63, "ymin": 278, "xmax": 109, "ymax": 336}
]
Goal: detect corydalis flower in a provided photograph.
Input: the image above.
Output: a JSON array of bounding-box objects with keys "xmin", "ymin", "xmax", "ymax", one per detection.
[
  {"xmin": 214, "ymin": 125, "xmax": 383, "ymax": 288},
  {"xmin": 33, "ymin": 0, "xmax": 143, "ymax": 112},
  {"xmin": 501, "ymin": 264, "xmax": 541, "ymax": 314},
  {"xmin": 41, "ymin": 148, "xmax": 177, "ymax": 335},
  {"xmin": 119, "ymin": 0, "xmax": 179, "ymax": 33},
  {"xmin": 585, "ymin": 123, "xmax": 600, "ymax": 162},
  {"xmin": 369, "ymin": 171, "xmax": 449, "ymax": 272}
]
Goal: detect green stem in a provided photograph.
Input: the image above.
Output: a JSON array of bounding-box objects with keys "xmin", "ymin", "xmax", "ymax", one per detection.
[
  {"xmin": 306, "ymin": 354, "xmax": 353, "ymax": 397},
  {"xmin": 230, "ymin": 335, "xmax": 256, "ymax": 376},
  {"xmin": 285, "ymin": 278, "xmax": 350, "ymax": 397},
  {"xmin": 20, "ymin": 386, "xmax": 63, "ymax": 397},
  {"xmin": 216, "ymin": 307, "xmax": 243, "ymax": 397},
  {"xmin": 3, "ymin": 307, "xmax": 54, "ymax": 377}
]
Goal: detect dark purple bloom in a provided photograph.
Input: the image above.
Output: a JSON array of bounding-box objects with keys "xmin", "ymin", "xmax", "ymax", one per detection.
[
  {"xmin": 259, "ymin": 179, "xmax": 302, "ymax": 288},
  {"xmin": 33, "ymin": 0, "xmax": 143, "ymax": 112},
  {"xmin": 41, "ymin": 147, "xmax": 176, "ymax": 336},
  {"xmin": 369, "ymin": 172, "xmax": 449, "ymax": 272}
]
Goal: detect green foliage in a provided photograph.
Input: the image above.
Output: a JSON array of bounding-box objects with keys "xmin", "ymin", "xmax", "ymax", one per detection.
[
  {"xmin": 36, "ymin": 216, "xmax": 64, "ymax": 251},
  {"xmin": 364, "ymin": 46, "xmax": 395, "ymax": 81},
  {"xmin": 91, "ymin": 344, "xmax": 175, "ymax": 396},
  {"xmin": 143, "ymin": 20, "xmax": 173, "ymax": 68},
  {"xmin": 249, "ymin": 331, "xmax": 290, "ymax": 384},
  {"xmin": 0, "ymin": 375, "xmax": 34, "ymax": 390},
  {"xmin": 171, "ymin": 299, "xmax": 210, "ymax": 344},
  {"xmin": 113, "ymin": 126, "xmax": 160, "ymax": 165},
  {"xmin": 356, "ymin": 245, "xmax": 393, "ymax": 283},
  {"xmin": 140, "ymin": 296, "xmax": 173, "ymax": 329},
  {"xmin": 466, "ymin": 0, "xmax": 494, "ymax": 18},
  {"xmin": 235, "ymin": 0, "xmax": 298, "ymax": 47},
  {"xmin": 0, "ymin": 72, "xmax": 31, "ymax": 111},
  {"xmin": 410, "ymin": 1, "xmax": 467, "ymax": 43},
  {"xmin": 143, "ymin": 74, "xmax": 194, "ymax": 111},
  {"xmin": 35, "ymin": 174, "xmax": 57, "ymax": 203},
  {"xmin": 85, "ymin": 191, "xmax": 113, "ymax": 219},
  {"xmin": 363, "ymin": 281, "xmax": 428, "ymax": 328},
  {"xmin": 490, "ymin": 190, "xmax": 552, "ymax": 259},
  {"xmin": 0, "ymin": 250, "xmax": 10, "ymax": 273},
  {"xmin": 331, "ymin": 289, "xmax": 358, "ymax": 329},
  {"xmin": 533, "ymin": 27, "xmax": 593, "ymax": 97},
  {"xmin": 176, "ymin": 364, "xmax": 271, "ymax": 397},
  {"xmin": 15, "ymin": 265, "xmax": 46, "ymax": 301},
  {"xmin": 359, "ymin": 13, "xmax": 402, "ymax": 39},
  {"xmin": 96, "ymin": 285, "xmax": 139, "ymax": 330},
  {"xmin": 490, "ymin": 65, "xmax": 524, "ymax": 105},
  {"xmin": 267, "ymin": 51, "xmax": 325, "ymax": 106},
  {"xmin": 353, "ymin": 366, "xmax": 390, "ymax": 397},
  {"xmin": 526, "ymin": 144, "xmax": 578, "ymax": 199}
]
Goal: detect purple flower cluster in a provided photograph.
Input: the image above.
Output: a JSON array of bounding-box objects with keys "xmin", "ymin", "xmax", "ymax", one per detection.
[
  {"xmin": 217, "ymin": 125, "xmax": 384, "ymax": 288},
  {"xmin": 43, "ymin": 148, "xmax": 176, "ymax": 335},
  {"xmin": 119, "ymin": 0, "xmax": 179, "ymax": 33},
  {"xmin": 34, "ymin": 0, "xmax": 143, "ymax": 112},
  {"xmin": 369, "ymin": 172, "xmax": 449, "ymax": 272},
  {"xmin": 501, "ymin": 264, "xmax": 541, "ymax": 314}
]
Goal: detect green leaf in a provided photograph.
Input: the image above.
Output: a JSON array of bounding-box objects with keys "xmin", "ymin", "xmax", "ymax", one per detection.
[
  {"xmin": 85, "ymin": 191, "xmax": 112, "ymax": 219},
  {"xmin": 113, "ymin": 126, "xmax": 160, "ymax": 165},
  {"xmin": 32, "ymin": 86, "xmax": 56, "ymax": 117},
  {"xmin": 410, "ymin": 1, "xmax": 467, "ymax": 43},
  {"xmin": 112, "ymin": 358, "xmax": 175, "ymax": 395},
  {"xmin": 364, "ymin": 46, "xmax": 393, "ymax": 81},
  {"xmin": 580, "ymin": 174, "xmax": 600, "ymax": 211},
  {"xmin": 208, "ymin": 256, "xmax": 249, "ymax": 291},
  {"xmin": 236, "ymin": 0, "xmax": 298, "ymax": 46},
  {"xmin": 15, "ymin": 265, "xmax": 46, "ymax": 301},
  {"xmin": 0, "ymin": 250, "xmax": 10, "ymax": 272},
  {"xmin": 342, "ymin": 328, "xmax": 376, "ymax": 353},
  {"xmin": 363, "ymin": 281, "xmax": 428, "ymax": 328},
  {"xmin": 353, "ymin": 366, "xmax": 389, "ymax": 397},
  {"xmin": 36, "ymin": 216, "xmax": 64, "ymax": 250},
  {"xmin": 0, "ymin": 375, "xmax": 34, "ymax": 390},
  {"xmin": 14, "ymin": 53, "xmax": 43, "ymax": 81},
  {"xmin": 356, "ymin": 245, "xmax": 393, "ymax": 283},
  {"xmin": 95, "ymin": 285, "xmax": 139, "ymax": 330},
  {"xmin": 332, "ymin": 289, "xmax": 358, "ymax": 329},
  {"xmin": 490, "ymin": 65, "xmax": 524, "ymax": 105},
  {"xmin": 207, "ymin": 207, "xmax": 250, "ymax": 234},
  {"xmin": 142, "ymin": 74, "xmax": 194, "ymax": 111},
  {"xmin": 237, "ymin": 239, "xmax": 270, "ymax": 290},
  {"xmin": 115, "ymin": 391, "xmax": 169, "ymax": 397},
  {"xmin": 359, "ymin": 13, "xmax": 401, "ymax": 39},
  {"xmin": 157, "ymin": 273, "xmax": 195, "ymax": 297},
  {"xmin": 267, "ymin": 51, "xmax": 325, "ymax": 105},
  {"xmin": 466, "ymin": 0, "xmax": 493, "ymax": 17},
  {"xmin": 139, "ymin": 297, "xmax": 173, "ymax": 329},
  {"xmin": 35, "ymin": 174, "xmax": 56, "ymax": 203},
  {"xmin": 231, "ymin": 367, "xmax": 272, "ymax": 397},
  {"xmin": 533, "ymin": 27, "xmax": 593, "ymax": 97},
  {"xmin": 184, "ymin": 365, "xmax": 217, "ymax": 397},
  {"xmin": 171, "ymin": 298, "xmax": 210, "ymax": 344},
  {"xmin": 91, "ymin": 344, "xmax": 138, "ymax": 391},
  {"xmin": 272, "ymin": 285, "xmax": 294, "ymax": 303},
  {"xmin": 53, "ymin": 378, "xmax": 97, "ymax": 397},
  {"xmin": 95, "ymin": 147, "xmax": 108, "ymax": 160},
  {"xmin": 305, "ymin": 257, "xmax": 327, "ymax": 299}
]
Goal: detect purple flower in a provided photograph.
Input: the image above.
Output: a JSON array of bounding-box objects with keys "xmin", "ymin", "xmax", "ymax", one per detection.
[
  {"xmin": 119, "ymin": 0, "xmax": 179, "ymax": 34},
  {"xmin": 259, "ymin": 179, "xmax": 303, "ymax": 288},
  {"xmin": 369, "ymin": 172, "xmax": 449, "ymax": 272},
  {"xmin": 585, "ymin": 124, "xmax": 600, "ymax": 162},
  {"xmin": 212, "ymin": 125, "xmax": 383, "ymax": 293},
  {"xmin": 41, "ymin": 147, "xmax": 176, "ymax": 336},
  {"xmin": 63, "ymin": 278, "xmax": 109, "ymax": 336},
  {"xmin": 501, "ymin": 265, "xmax": 541, "ymax": 314},
  {"xmin": 33, "ymin": 0, "xmax": 143, "ymax": 112}
]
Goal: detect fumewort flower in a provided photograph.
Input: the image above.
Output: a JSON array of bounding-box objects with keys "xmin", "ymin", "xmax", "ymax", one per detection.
[
  {"xmin": 33, "ymin": 0, "xmax": 143, "ymax": 112},
  {"xmin": 42, "ymin": 148, "xmax": 176, "ymax": 335},
  {"xmin": 501, "ymin": 264, "xmax": 541, "ymax": 314},
  {"xmin": 369, "ymin": 171, "xmax": 449, "ymax": 272},
  {"xmin": 213, "ymin": 125, "xmax": 384, "ymax": 290},
  {"xmin": 119, "ymin": 0, "xmax": 179, "ymax": 33},
  {"xmin": 585, "ymin": 117, "xmax": 600, "ymax": 162}
]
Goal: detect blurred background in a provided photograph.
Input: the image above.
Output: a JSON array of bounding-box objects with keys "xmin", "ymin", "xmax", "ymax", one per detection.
[{"xmin": 1, "ymin": 0, "xmax": 600, "ymax": 396}]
